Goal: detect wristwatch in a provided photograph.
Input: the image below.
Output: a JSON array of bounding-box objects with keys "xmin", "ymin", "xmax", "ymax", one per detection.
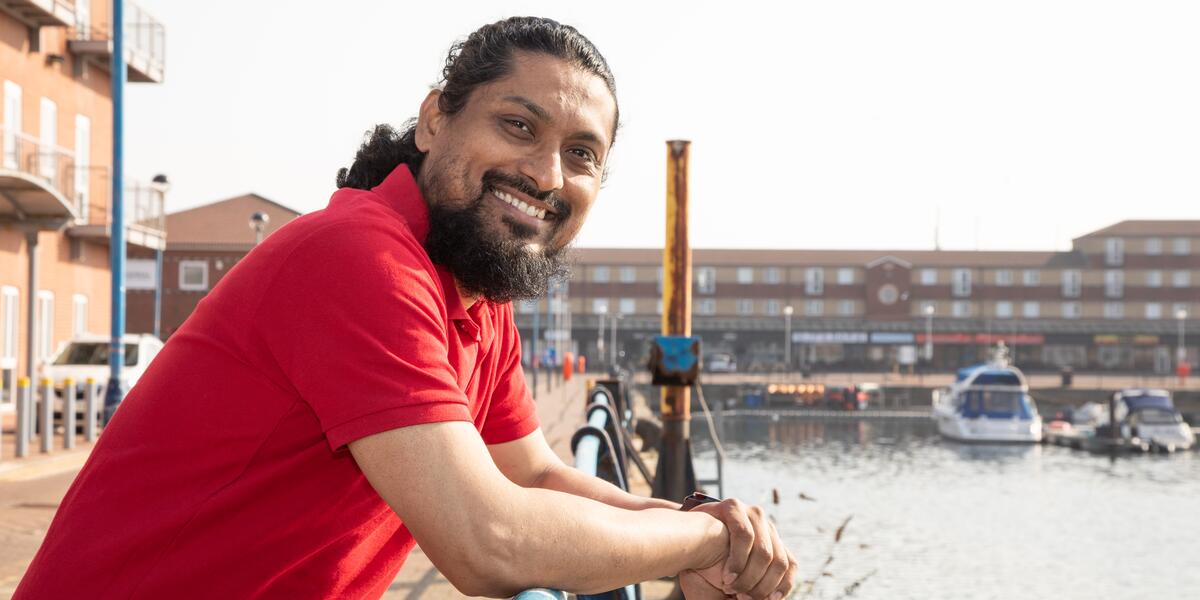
[{"xmin": 680, "ymin": 491, "xmax": 721, "ymax": 511}]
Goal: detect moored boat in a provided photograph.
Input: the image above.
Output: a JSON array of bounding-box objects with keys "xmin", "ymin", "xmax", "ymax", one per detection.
[{"xmin": 931, "ymin": 343, "xmax": 1042, "ymax": 443}]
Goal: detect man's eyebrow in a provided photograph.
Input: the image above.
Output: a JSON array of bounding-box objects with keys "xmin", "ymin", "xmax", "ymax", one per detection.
[{"xmin": 503, "ymin": 96, "xmax": 552, "ymax": 123}]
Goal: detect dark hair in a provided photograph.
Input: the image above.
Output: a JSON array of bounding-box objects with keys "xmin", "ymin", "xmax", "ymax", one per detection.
[{"xmin": 336, "ymin": 16, "xmax": 618, "ymax": 190}]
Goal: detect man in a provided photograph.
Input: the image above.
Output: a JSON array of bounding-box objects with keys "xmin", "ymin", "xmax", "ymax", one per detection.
[{"xmin": 18, "ymin": 17, "xmax": 796, "ymax": 599}]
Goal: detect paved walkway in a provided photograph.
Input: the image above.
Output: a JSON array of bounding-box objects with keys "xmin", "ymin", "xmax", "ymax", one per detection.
[{"xmin": 0, "ymin": 372, "xmax": 593, "ymax": 599}]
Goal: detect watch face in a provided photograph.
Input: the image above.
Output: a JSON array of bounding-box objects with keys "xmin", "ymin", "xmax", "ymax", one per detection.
[{"xmin": 878, "ymin": 284, "xmax": 899, "ymax": 305}]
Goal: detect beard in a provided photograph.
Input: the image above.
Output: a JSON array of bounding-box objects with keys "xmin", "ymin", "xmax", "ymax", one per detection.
[{"xmin": 422, "ymin": 168, "xmax": 572, "ymax": 304}]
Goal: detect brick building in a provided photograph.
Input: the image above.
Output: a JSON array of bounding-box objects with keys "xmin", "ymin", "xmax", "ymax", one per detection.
[
  {"xmin": 127, "ymin": 193, "xmax": 300, "ymax": 337},
  {"xmin": 517, "ymin": 221, "xmax": 1200, "ymax": 374},
  {"xmin": 0, "ymin": 0, "xmax": 165, "ymax": 411}
]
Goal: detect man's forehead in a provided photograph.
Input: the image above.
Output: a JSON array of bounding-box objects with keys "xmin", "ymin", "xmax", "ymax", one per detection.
[{"xmin": 478, "ymin": 53, "xmax": 616, "ymax": 145}]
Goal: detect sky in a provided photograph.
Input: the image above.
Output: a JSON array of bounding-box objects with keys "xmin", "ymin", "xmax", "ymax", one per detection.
[{"xmin": 124, "ymin": 1, "xmax": 1200, "ymax": 252}]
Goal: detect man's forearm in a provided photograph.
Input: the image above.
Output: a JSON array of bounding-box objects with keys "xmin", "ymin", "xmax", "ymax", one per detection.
[{"xmin": 535, "ymin": 462, "xmax": 678, "ymax": 511}]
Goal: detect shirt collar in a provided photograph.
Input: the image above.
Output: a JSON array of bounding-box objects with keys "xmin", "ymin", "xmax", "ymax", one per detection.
[{"xmin": 371, "ymin": 164, "xmax": 494, "ymax": 343}]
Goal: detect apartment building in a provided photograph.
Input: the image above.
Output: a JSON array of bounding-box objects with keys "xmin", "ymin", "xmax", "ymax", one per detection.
[
  {"xmin": 516, "ymin": 221, "xmax": 1200, "ymax": 374},
  {"xmin": 126, "ymin": 193, "xmax": 301, "ymax": 338},
  {"xmin": 0, "ymin": 0, "xmax": 165, "ymax": 410}
]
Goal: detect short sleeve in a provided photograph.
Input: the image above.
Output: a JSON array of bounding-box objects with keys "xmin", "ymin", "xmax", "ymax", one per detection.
[
  {"xmin": 479, "ymin": 304, "xmax": 540, "ymax": 445},
  {"xmin": 255, "ymin": 219, "xmax": 472, "ymax": 450}
]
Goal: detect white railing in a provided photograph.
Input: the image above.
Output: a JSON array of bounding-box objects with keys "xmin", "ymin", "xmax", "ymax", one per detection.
[
  {"xmin": 0, "ymin": 125, "xmax": 77, "ymax": 205},
  {"xmin": 70, "ymin": 2, "xmax": 165, "ymax": 74}
]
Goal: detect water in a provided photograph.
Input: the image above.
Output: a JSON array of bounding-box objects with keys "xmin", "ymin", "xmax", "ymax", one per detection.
[{"xmin": 691, "ymin": 416, "xmax": 1200, "ymax": 600}]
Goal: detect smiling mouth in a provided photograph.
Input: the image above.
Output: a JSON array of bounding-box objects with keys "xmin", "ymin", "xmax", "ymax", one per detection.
[{"xmin": 491, "ymin": 188, "xmax": 551, "ymax": 221}]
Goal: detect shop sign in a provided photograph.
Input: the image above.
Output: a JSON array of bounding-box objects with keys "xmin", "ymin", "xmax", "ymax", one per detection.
[
  {"xmin": 127, "ymin": 259, "xmax": 157, "ymax": 290},
  {"xmin": 792, "ymin": 332, "xmax": 869, "ymax": 344},
  {"xmin": 870, "ymin": 332, "xmax": 915, "ymax": 344},
  {"xmin": 1093, "ymin": 335, "xmax": 1121, "ymax": 345},
  {"xmin": 1133, "ymin": 335, "xmax": 1160, "ymax": 346},
  {"xmin": 916, "ymin": 333, "xmax": 1045, "ymax": 345}
]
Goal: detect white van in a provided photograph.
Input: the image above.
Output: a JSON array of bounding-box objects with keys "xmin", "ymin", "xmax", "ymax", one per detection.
[{"xmin": 45, "ymin": 334, "xmax": 165, "ymax": 399}]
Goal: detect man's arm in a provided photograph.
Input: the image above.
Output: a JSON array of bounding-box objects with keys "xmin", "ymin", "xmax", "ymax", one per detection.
[
  {"xmin": 349, "ymin": 421, "xmax": 726, "ymax": 598},
  {"xmin": 487, "ymin": 428, "xmax": 676, "ymax": 511}
]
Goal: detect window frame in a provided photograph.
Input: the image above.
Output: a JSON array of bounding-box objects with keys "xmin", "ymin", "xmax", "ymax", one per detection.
[{"xmin": 178, "ymin": 260, "xmax": 210, "ymax": 292}]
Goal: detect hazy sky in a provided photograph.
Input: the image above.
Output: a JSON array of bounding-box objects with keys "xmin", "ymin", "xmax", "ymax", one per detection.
[{"xmin": 125, "ymin": 1, "xmax": 1200, "ymax": 252}]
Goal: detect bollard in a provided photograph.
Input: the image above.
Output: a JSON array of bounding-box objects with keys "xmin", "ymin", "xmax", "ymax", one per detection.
[
  {"xmin": 15, "ymin": 378, "xmax": 31, "ymax": 458},
  {"xmin": 85, "ymin": 377, "xmax": 98, "ymax": 442},
  {"xmin": 63, "ymin": 378, "xmax": 77, "ymax": 450},
  {"xmin": 39, "ymin": 377, "xmax": 54, "ymax": 454}
]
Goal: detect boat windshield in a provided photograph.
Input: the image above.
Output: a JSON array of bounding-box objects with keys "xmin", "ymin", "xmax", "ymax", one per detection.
[
  {"xmin": 961, "ymin": 390, "xmax": 1033, "ymax": 418},
  {"xmin": 1132, "ymin": 408, "xmax": 1181, "ymax": 425}
]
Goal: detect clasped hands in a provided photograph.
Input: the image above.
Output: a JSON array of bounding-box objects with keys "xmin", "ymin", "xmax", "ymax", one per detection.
[{"xmin": 681, "ymin": 499, "xmax": 797, "ymax": 600}]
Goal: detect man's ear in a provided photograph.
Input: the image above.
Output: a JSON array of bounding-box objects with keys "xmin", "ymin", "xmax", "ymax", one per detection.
[{"xmin": 415, "ymin": 89, "xmax": 445, "ymax": 153}]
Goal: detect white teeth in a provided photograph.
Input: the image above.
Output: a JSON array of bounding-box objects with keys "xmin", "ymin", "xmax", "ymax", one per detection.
[{"xmin": 494, "ymin": 189, "xmax": 548, "ymax": 220}]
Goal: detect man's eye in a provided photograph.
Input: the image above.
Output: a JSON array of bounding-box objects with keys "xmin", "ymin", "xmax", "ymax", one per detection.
[
  {"xmin": 569, "ymin": 148, "xmax": 598, "ymax": 164},
  {"xmin": 505, "ymin": 119, "xmax": 532, "ymax": 134}
]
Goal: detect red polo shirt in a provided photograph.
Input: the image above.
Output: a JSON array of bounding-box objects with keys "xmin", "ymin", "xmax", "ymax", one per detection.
[{"xmin": 17, "ymin": 165, "xmax": 539, "ymax": 599}]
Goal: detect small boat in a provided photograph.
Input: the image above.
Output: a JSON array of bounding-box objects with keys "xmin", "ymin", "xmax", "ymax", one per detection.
[
  {"xmin": 1073, "ymin": 389, "xmax": 1195, "ymax": 452},
  {"xmin": 932, "ymin": 343, "xmax": 1042, "ymax": 443}
]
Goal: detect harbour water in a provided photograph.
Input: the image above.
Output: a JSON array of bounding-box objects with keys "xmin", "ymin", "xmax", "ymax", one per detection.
[{"xmin": 692, "ymin": 416, "xmax": 1200, "ymax": 600}]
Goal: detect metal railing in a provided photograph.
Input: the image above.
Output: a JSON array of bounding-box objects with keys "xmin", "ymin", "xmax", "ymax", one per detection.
[
  {"xmin": 0, "ymin": 125, "xmax": 77, "ymax": 204},
  {"xmin": 123, "ymin": 179, "xmax": 166, "ymax": 232},
  {"xmin": 69, "ymin": 2, "xmax": 165, "ymax": 73}
]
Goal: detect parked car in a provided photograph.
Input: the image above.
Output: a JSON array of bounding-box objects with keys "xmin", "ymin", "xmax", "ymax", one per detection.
[
  {"xmin": 705, "ymin": 352, "xmax": 737, "ymax": 373},
  {"xmin": 43, "ymin": 335, "xmax": 164, "ymax": 427}
]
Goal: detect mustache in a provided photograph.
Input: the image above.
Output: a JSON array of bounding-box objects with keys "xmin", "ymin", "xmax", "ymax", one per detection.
[{"xmin": 481, "ymin": 170, "xmax": 571, "ymax": 220}]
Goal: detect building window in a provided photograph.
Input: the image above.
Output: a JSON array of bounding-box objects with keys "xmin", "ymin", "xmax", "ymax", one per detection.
[
  {"xmin": 952, "ymin": 269, "xmax": 971, "ymax": 297},
  {"xmin": 995, "ymin": 270, "xmax": 1013, "ymax": 286},
  {"xmin": 1022, "ymin": 301, "xmax": 1039, "ymax": 319},
  {"xmin": 1023, "ymin": 270, "xmax": 1040, "ymax": 286},
  {"xmin": 736, "ymin": 267, "xmax": 754, "ymax": 284},
  {"xmin": 1104, "ymin": 270, "xmax": 1123, "ymax": 298},
  {"xmin": 838, "ymin": 300, "xmax": 856, "ymax": 316},
  {"xmin": 765, "ymin": 300, "xmax": 781, "ymax": 316},
  {"xmin": 1, "ymin": 287, "xmax": 18, "ymax": 366},
  {"xmin": 836, "ymin": 268, "xmax": 854, "ymax": 285},
  {"xmin": 592, "ymin": 298, "xmax": 609, "ymax": 314},
  {"xmin": 1105, "ymin": 237, "xmax": 1124, "ymax": 266},
  {"xmin": 1103, "ymin": 302, "xmax": 1124, "ymax": 319},
  {"xmin": 38, "ymin": 97, "xmax": 57, "ymax": 180},
  {"xmin": 592, "ymin": 266, "xmax": 610, "ymax": 283},
  {"xmin": 517, "ymin": 300, "xmax": 538, "ymax": 314},
  {"xmin": 804, "ymin": 268, "xmax": 824, "ymax": 295},
  {"xmin": 36, "ymin": 291, "xmax": 54, "ymax": 363},
  {"xmin": 618, "ymin": 298, "xmax": 636, "ymax": 315},
  {"xmin": 996, "ymin": 301, "xmax": 1013, "ymax": 319},
  {"xmin": 655, "ymin": 299, "xmax": 663, "ymax": 315},
  {"xmin": 696, "ymin": 267, "xmax": 716, "ymax": 294},
  {"xmin": 179, "ymin": 260, "xmax": 209, "ymax": 291},
  {"xmin": 920, "ymin": 269, "xmax": 937, "ymax": 285},
  {"xmin": 1172, "ymin": 238, "xmax": 1191, "ymax": 255},
  {"xmin": 764, "ymin": 267, "xmax": 782, "ymax": 284},
  {"xmin": 74, "ymin": 114, "xmax": 91, "ymax": 223},
  {"xmin": 1146, "ymin": 303, "xmax": 1163, "ymax": 320},
  {"xmin": 952, "ymin": 301, "xmax": 971, "ymax": 318},
  {"xmin": 618, "ymin": 266, "xmax": 637, "ymax": 283},
  {"xmin": 736, "ymin": 299, "xmax": 754, "ymax": 315},
  {"xmin": 3, "ymin": 81, "xmax": 23, "ymax": 170},
  {"xmin": 805, "ymin": 300, "xmax": 824, "ymax": 316},
  {"xmin": 1147, "ymin": 270, "xmax": 1163, "ymax": 288},
  {"xmin": 1062, "ymin": 270, "xmax": 1081, "ymax": 297},
  {"xmin": 1062, "ymin": 302, "xmax": 1082, "ymax": 319},
  {"xmin": 72, "ymin": 294, "xmax": 88, "ymax": 337},
  {"xmin": 696, "ymin": 299, "xmax": 716, "ymax": 315},
  {"xmin": 1172, "ymin": 271, "xmax": 1191, "ymax": 288},
  {"xmin": 1146, "ymin": 238, "xmax": 1163, "ymax": 255}
]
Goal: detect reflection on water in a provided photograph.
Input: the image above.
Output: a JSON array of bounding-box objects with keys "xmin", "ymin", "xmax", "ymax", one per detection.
[{"xmin": 692, "ymin": 416, "xmax": 1200, "ymax": 600}]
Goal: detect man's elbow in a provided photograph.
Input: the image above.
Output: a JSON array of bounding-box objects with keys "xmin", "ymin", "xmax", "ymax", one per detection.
[{"xmin": 437, "ymin": 519, "xmax": 530, "ymax": 597}]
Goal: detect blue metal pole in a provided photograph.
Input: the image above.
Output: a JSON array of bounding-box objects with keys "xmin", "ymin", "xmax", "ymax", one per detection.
[{"xmin": 104, "ymin": 0, "xmax": 127, "ymax": 423}]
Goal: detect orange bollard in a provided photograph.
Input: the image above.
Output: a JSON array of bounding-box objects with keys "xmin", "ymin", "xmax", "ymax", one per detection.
[
  {"xmin": 563, "ymin": 351, "xmax": 574, "ymax": 381},
  {"xmin": 577, "ymin": 355, "xmax": 586, "ymax": 374}
]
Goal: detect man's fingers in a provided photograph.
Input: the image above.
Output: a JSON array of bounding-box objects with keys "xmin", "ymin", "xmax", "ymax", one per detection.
[
  {"xmin": 729, "ymin": 504, "xmax": 772, "ymax": 595},
  {"xmin": 774, "ymin": 549, "xmax": 799, "ymax": 600},
  {"xmin": 694, "ymin": 499, "xmax": 754, "ymax": 584},
  {"xmin": 680, "ymin": 569, "xmax": 732, "ymax": 600},
  {"xmin": 746, "ymin": 523, "xmax": 789, "ymax": 600}
]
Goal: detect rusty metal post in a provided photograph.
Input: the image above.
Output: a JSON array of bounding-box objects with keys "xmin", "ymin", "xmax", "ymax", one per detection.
[{"xmin": 652, "ymin": 140, "xmax": 698, "ymax": 502}]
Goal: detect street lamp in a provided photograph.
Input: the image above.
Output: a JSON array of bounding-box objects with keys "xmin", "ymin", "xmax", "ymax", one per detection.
[
  {"xmin": 149, "ymin": 174, "xmax": 170, "ymax": 340},
  {"xmin": 924, "ymin": 304, "xmax": 935, "ymax": 362},
  {"xmin": 249, "ymin": 211, "xmax": 270, "ymax": 246},
  {"xmin": 610, "ymin": 311, "xmax": 622, "ymax": 371},
  {"xmin": 597, "ymin": 305, "xmax": 607, "ymax": 370},
  {"xmin": 783, "ymin": 305, "xmax": 794, "ymax": 371},
  {"xmin": 1177, "ymin": 308, "xmax": 1188, "ymax": 370}
]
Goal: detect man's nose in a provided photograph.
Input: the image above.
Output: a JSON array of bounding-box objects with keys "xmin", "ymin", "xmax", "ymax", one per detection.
[{"xmin": 518, "ymin": 148, "xmax": 564, "ymax": 195}]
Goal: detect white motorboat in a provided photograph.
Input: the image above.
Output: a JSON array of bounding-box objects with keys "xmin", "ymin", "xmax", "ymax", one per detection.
[
  {"xmin": 1073, "ymin": 389, "xmax": 1195, "ymax": 452},
  {"xmin": 932, "ymin": 343, "xmax": 1042, "ymax": 443}
]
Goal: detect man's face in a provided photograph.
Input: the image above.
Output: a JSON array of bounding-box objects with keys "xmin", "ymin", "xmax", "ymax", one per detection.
[{"xmin": 415, "ymin": 51, "xmax": 616, "ymax": 301}]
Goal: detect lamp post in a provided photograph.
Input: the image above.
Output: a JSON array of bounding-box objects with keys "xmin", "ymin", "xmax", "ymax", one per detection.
[
  {"xmin": 150, "ymin": 174, "xmax": 170, "ymax": 339},
  {"xmin": 924, "ymin": 304, "xmax": 935, "ymax": 363},
  {"xmin": 1177, "ymin": 308, "xmax": 1188, "ymax": 371},
  {"xmin": 597, "ymin": 305, "xmax": 607, "ymax": 370},
  {"xmin": 249, "ymin": 211, "xmax": 270, "ymax": 246},
  {"xmin": 610, "ymin": 312, "xmax": 621, "ymax": 371},
  {"xmin": 783, "ymin": 305, "xmax": 794, "ymax": 371}
]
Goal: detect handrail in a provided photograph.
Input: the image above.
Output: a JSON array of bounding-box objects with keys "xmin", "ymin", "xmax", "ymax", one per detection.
[{"xmin": 692, "ymin": 383, "xmax": 726, "ymax": 499}]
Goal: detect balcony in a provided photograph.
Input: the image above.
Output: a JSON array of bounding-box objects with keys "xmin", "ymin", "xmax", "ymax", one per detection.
[
  {"xmin": 68, "ymin": 3, "xmax": 165, "ymax": 83},
  {"xmin": 67, "ymin": 178, "xmax": 167, "ymax": 250},
  {"xmin": 0, "ymin": 125, "xmax": 78, "ymax": 230},
  {"xmin": 0, "ymin": 0, "xmax": 75, "ymax": 29}
]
